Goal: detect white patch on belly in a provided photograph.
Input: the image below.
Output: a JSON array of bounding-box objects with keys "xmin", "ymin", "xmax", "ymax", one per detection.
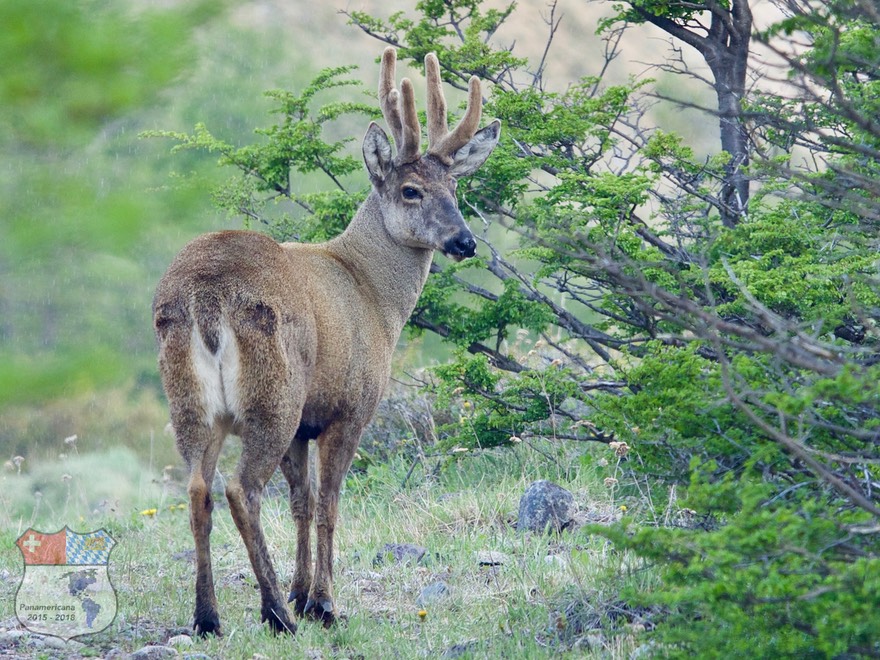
[{"xmin": 190, "ymin": 319, "xmax": 242, "ymax": 424}]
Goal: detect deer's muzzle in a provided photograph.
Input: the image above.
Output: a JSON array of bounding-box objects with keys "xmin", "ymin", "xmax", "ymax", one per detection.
[{"xmin": 443, "ymin": 231, "xmax": 477, "ymax": 261}]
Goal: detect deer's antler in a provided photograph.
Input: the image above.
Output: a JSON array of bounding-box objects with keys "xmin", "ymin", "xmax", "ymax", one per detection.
[
  {"xmin": 379, "ymin": 47, "xmax": 421, "ymax": 163},
  {"xmin": 425, "ymin": 53, "xmax": 483, "ymax": 164}
]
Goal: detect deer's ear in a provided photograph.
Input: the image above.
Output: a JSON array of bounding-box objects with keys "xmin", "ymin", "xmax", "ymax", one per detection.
[
  {"xmin": 449, "ymin": 120, "xmax": 501, "ymax": 178},
  {"xmin": 363, "ymin": 122, "xmax": 394, "ymax": 182}
]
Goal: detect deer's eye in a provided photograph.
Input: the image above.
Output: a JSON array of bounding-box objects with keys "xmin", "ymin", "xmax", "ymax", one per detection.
[{"xmin": 401, "ymin": 186, "xmax": 422, "ymax": 200}]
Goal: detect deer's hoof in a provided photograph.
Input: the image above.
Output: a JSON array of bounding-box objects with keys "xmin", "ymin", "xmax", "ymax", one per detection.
[
  {"xmin": 288, "ymin": 588, "xmax": 309, "ymax": 616},
  {"xmin": 262, "ymin": 605, "xmax": 297, "ymax": 635},
  {"xmin": 304, "ymin": 597, "xmax": 336, "ymax": 627},
  {"xmin": 193, "ymin": 616, "xmax": 222, "ymax": 638}
]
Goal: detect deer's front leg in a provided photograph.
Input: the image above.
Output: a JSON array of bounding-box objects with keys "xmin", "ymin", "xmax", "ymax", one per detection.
[
  {"xmin": 306, "ymin": 422, "xmax": 361, "ymax": 626},
  {"xmin": 280, "ymin": 436, "xmax": 314, "ymax": 616}
]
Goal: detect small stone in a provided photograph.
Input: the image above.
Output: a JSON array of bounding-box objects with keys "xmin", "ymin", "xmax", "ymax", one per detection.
[
  {"xmin": 42, "ymin": 636, "xmax": 68, "ymax": 649},
  {"xmin": 182, "ymin": 654, "xmax": 213, "ymax": 660},
  {"xmin": 130, "ymin": 644, "xmax": 179, "ymax": 659},
  {"xmin": 167, "ymin": 634, "xmax": 193, "ymax": 647},
  {"xmin": 517, "ymin": 480, "xmax": 576, "ymax": 533},
  {"xmin": 373, "ymin": 543, "xmax": 427, "ymax": 566},
  {"xmin": 416, "ymin": 581, "xmax": 449, "ymax": 606},
  {"xmin": 475, "ymin": 551, "xmax": 509, "ymax": 566}
]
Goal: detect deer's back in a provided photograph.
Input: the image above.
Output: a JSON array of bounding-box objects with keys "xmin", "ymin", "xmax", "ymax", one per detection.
[{"xmin": 153, "ymin": 230, "xmax": 393, "ymax": 434}]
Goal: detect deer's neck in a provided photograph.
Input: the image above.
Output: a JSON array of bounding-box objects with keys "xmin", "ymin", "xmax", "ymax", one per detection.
[{"xmin": 328, "ymin": 192, "xmax": 433, "ymax": 342}]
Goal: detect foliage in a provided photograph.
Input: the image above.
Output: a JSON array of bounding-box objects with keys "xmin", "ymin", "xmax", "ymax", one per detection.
[
  {"xmin": 149, "ymin": 0, "xmax": 880, "ymax": 654},
  {"xmin": 143, "ymin": 67, "xmax": 377, "ymax": 242},
  {"xmin": 0, "ymin": 0, "xmax": 224, "ymax": 408}
]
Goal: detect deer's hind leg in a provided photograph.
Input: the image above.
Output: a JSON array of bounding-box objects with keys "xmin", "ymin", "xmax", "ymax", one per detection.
[
  {"xmin": 280, "ymin": 435, "xmax": 314, "ymax": 616},
  {"xmin": 226, "ymin": 409, "xmax": 299, "ymax": 634},
  {"xmin": 158, "ymin": 317, "xmax": 227, "ymax": 637},
  {"xmin": 179, "ymin": 421, "xmax": 225, "ymax": 636}
]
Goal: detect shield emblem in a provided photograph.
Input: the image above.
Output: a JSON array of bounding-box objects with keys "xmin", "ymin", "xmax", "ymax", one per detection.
[{"xmin": 14, "ymin": 527, "xmax": 117, "ymax": 640}]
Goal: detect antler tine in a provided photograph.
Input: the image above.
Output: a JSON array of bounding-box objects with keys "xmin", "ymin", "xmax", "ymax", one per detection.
[
  {"xmin": 379, "ymin": 47, "xmax": 404, "ymax": 150},
  {"xmin": 428, "ymin": 75, "xmax": 483, "ymax": 163},
  {"xmin": 425, "ymin": 53, "xmax": 448, "ymax": 150},
  {"xmin": 379, "ymin": 47, "xmax": 421, "ymax": 163},
  {"xmin": 398, "ymin": 78, "xmax": 422, "ymax": 163}
]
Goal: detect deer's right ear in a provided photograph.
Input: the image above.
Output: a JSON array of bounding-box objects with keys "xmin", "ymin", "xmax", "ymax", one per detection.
[{"xmin": 363, "ymin": 122, "xmax": 394, "ymax": 182}]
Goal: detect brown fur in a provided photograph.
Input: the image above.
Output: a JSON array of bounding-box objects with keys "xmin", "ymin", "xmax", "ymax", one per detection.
[{"xmin": 153, "ymin": 49, "xmax": 500, "ymax": 635}]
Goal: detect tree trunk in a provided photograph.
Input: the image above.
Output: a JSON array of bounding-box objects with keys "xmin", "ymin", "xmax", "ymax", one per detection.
[{"xmin": 637, "ymin": 0, "xmax": 753, "ymax": 227}]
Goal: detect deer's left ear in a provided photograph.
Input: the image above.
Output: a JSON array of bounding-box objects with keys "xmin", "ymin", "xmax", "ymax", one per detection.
[
  {"xmin": 363, "ymin": 122, "xmax": 394, "ymax": 182},
  {"xmin": 449, "ymin": 120, "xmax": 501, "ymax": 178}
]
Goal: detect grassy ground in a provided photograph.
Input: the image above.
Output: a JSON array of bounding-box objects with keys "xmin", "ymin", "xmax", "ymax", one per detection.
[{"xmin": 0, "ymin": 443, "xmax": 655, "ymax": 659}]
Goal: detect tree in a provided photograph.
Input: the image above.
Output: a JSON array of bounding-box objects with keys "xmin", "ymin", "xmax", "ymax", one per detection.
[{"xmin": 602, "ymin": 0, "xmax": 753, "ymax": 227}]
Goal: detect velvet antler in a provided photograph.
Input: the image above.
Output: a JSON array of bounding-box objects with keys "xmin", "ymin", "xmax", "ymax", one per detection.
[
  {"xmin": 425, "ymin": 53, "xmax": 483, "ymax": 164},
  {"xmin": 379, "ymin": 47, "xmax": 421, "ymax": 163}
]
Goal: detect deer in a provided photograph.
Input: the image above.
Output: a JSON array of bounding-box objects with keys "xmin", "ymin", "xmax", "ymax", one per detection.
[{"xmin": 152, "ymin": 47, "xmax": 500, "ymax": 636}]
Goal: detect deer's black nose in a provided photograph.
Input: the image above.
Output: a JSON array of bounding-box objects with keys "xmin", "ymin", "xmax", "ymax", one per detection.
[{"xmin": 443, "ymin": 232, "xmax": 477, "ymax": 260}]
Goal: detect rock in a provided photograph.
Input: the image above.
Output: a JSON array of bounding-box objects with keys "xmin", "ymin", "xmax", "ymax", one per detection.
[
  {"xmin": 475, "ymin": 551, "xmax": 509, "ymax": 566},
  {"xmin": 373, "ymin": 543, "xmax": 427, "ymax": 566},
  {"xmin": 42, "ymin": 636, "xmax": 69, "ymax": 650},
  {"xmin": 182, "ymin": 654, "xmax": 213, "ymax": 660},
  {"xmin": 167, "ymin": 634, "xmax": 193, "ymax": 647},
  {"xmin": 129, "ymin": 644, "xmax": 179, "ymax": 659},
  {"xmin": 517, "ymin": 480, "xmax": 576, "ymax": 533},
  {"xmin": 416, "ymin": 581, "xmax": 449, "ymax": 606}
]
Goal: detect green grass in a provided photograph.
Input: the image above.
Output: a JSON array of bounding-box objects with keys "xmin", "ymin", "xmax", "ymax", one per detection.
[{"xmin": 0, "ymin": 443, "xmax": 653, "ymax": 658}]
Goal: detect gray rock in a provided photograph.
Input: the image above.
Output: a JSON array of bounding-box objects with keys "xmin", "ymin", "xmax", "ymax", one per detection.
[
  {"xmin": 167, "ymin": 634, "xmax": 193, "ymax": 647},
  {"xmin": 475, "ymin": 550, "xmax": 509, "ymax": 566},
  {"xmin": 41, "ymin": 636, "xmax": 69, "ymax": 650},
  {"xmin": 373, "ymin": 543, "xmax": 427, "ymax": 566},
  {"xmin": 3, "ymin": 630, "xmax": 28, "ymax": 641},
  {"xmin": 129, "ymin": 644, "xmax": 179, "ymax": 659},
  {"xmin": 416, "ymin": 581, "xmax": 449, "ymax": 606},
  {"xmin": 517, "ymin": 480, "xmax": 576, "ymax": 533}
]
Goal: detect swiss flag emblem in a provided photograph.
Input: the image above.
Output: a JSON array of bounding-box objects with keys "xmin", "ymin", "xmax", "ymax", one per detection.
[{"xmin": 15, "ymin": 529, "xmax": 66, "ymax": 565}]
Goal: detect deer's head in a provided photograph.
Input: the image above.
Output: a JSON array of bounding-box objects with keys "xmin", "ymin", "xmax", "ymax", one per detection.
[{"xmin": 363, "ymin": 48, "xmax": 500, "ymax": 261}]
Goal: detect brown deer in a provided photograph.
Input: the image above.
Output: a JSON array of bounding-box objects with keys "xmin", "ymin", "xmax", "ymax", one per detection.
[{"xmin": 152, "ymin": 48, "xmax": 500, "ymax": 635}]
